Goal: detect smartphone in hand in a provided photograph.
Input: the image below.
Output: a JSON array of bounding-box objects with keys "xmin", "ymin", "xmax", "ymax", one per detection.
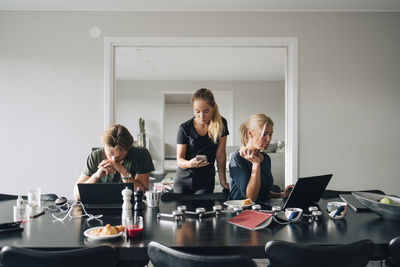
[{"xmin": 196, "ymin": 155, "xmax": 207, "ymax": 162}]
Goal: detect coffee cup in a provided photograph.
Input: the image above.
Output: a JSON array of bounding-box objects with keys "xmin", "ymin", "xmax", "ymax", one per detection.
[
  {"xmin": 145, "ymin": 190, "xmax": 161, "ymax": 207},
  {"xmin": 285, "ymin": 207, "xmax": 303, "ymax": 222},
  {"xmin": 327, "ymin": 201, "xmax": 348, "ymax": 219}
]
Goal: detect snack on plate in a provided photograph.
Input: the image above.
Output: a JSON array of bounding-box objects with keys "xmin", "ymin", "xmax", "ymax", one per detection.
[
  {"xmin": 89, "ymin": 224, "xmax": 125, "ymax": 236},
  {"xmin": 242, "ymin": 199, "xmax": 252, "ymax": 206}
]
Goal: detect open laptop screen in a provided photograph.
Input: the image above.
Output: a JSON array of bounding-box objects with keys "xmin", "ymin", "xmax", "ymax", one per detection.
[
  {"xmin": 283, "ymin": 174, "xmax": 332, "ymax": 209},
  {"xmin": 78, "ymin": 183, "xmax": 134, "ymax": 208}
]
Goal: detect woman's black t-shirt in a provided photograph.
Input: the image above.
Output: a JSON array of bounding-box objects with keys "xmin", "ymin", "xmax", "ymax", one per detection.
[{"xmin": 175, "ymin": 117, "xmax": 229, "ymax": 190}]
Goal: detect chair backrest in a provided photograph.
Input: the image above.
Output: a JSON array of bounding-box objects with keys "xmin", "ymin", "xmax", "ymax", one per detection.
[
  {"xmin": 386, "ymin": 236, "xmax": 400, "ymax": 267},
  {"xmin": 161, "ymin": 192, "xmax": 227, "ymax": 202},
  {"xmin": 321, "ymin": 189, "xmax": 385, "ymax": 199},
  {"xmin": 0, "ymin": 194, "xmax": 19, "ymax": 201},
  {"xmin": 148, "ymin": 241, "xmax": 256, "ymax": 267},
  {"xmin": 0, "ymin": 194, "xmax": 58, "ymax": 202},
  {"xmin": 0, "ymin": 246, "xmax": 118, "ymax": 267},
  {"xmin": 265, "ymin": 239, "xmax": 374, "ymax": 267}
]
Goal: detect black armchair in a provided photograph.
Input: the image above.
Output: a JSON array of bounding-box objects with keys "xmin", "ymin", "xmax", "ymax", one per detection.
[
  {"xmin": 386, "ymin": 236, "xmax": 400, "ymax": 267},
  {"xmin": 148, "ymin": 241, "xmax": 257, "ymax": 267},
  {"xmin": 0, "ymin": 246, "xmax": 118, "ymax": 267},
  {"xmin": 265, "ymin": 239, "xmax": 374, "ymax": 267}
]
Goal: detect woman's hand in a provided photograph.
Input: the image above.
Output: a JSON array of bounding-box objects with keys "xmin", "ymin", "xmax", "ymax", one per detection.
[
  {"xmin": 220, "ymin": 181, "xmax": 230, "ymax": 190},
  {"xmin": 240, "ymin": 147, "xmax": 264, "ymax": 164},
  {"xmin": 281, "ymin": 184, "xmax": 295, "ymax": 198},
  {"xmin": 189, "ymin": 157, "xmax": 210, "ymax": 168}
]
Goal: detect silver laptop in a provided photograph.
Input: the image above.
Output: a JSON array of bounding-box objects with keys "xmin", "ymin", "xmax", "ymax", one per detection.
[{"xmin": 78, "ymin": 183, "xmax": 134, "ymax": 209}]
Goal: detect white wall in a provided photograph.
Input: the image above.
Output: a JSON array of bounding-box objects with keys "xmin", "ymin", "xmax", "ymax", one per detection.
[
  {"xmin": 164, "ymin": 104, "xmax": 192, "ymax": 158},
  {"xmin": 115, "ymin": 80, "xmax": 285, "ymax": 169},
  {"xmin": 1, "ymin": 11, "xmax": 399, "ymax": 198}
]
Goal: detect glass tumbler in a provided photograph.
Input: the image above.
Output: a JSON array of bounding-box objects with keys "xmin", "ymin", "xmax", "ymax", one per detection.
[{"xmin": 125, "ymin": 216, "xmax": 143, "ymax": 238}]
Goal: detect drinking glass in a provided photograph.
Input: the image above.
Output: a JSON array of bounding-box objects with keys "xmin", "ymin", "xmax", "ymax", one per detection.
[
  {"xmin": 125, "ymin": 216, "xmax": 143, "ymax": 238},
  {"xmin": 145, "ymin": 190, "xmax": 161, "ymax": 207},
  {"xmin": 27, "ymin": 187, "xmax": 41, "ymax": 212},
  {"xmin": 13, "ymin": 204, "xmax": 30, "ymax": 222}
]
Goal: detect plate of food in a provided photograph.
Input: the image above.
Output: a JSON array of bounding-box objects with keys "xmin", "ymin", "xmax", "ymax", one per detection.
[
  {"xmin": 224, "ymin": 199, "xmax": 254, "ymax": 208},
  {"xmin": 352, "ymin": 192, "xmax": 400, "ymax": 221},
  {"xmin": 84, "ymin": 224, "xmax": 125, "ymax": 240}
]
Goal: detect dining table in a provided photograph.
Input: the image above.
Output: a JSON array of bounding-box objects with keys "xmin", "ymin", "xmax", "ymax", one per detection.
[{"xmin": 1, "ymin": 194, "xmax": 400, "ymax": 265}]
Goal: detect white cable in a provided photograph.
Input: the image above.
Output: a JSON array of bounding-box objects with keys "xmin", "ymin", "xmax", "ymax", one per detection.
[
  {"xmin": 52, "ymin": 201, "xmax": 103, "ymax": 222},
  {"xmin": 43, "ymin": 203, "xmax": 68, "ymax": 212},
  {"xmin": 272, "ymin": 216, "xmax": 290, "ymax": 225}
]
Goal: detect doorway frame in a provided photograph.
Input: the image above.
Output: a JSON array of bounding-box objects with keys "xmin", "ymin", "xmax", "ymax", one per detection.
[{"xmin": 104, "ymin": 37, "xmax": 298, "ymax": 184}]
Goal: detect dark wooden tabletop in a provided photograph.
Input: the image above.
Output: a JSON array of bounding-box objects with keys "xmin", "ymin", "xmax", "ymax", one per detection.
[{"xmin": 1, "ymin": 197, "xmax": 399, "ymax": 262}]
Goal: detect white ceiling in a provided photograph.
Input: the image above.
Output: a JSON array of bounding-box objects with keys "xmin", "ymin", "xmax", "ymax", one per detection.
[
  {"xmin": 115, "ymin": 47, "xmax": 285, "ymax": 81},
  {"xmin": 1, "ymin": 0, "xmax": 399, "ymax": 11}
]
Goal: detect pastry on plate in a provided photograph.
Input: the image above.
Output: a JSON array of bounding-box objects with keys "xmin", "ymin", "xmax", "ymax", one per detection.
[
  {"xmin": 241, "ymin": 199, "xmax": 252, "ymax": 206},
  {"xmin": 89, "ymin": 224, "xmax": 125, "ymax": 236}
]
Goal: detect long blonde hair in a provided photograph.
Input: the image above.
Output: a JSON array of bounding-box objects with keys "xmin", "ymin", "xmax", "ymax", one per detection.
[
  {"xmin": 192, "ymin": 88, "xmax": 224, "ymax": 144},
  {"xmin": 239, "ymin": 114, "xmax": 274, "ymax": 146}
]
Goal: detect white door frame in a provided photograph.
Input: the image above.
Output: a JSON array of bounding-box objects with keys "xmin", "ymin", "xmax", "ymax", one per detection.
[{"xmin": 104, "ymin": 37, "xmax": 298, "ymax": 185}]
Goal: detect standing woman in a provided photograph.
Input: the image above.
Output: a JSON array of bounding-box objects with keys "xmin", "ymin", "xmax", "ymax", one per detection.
[
  {"xmin": 174, "ymin": 88, "xmax": 229, "ymax": 194},
  {"xmin": 229, "ymin": 114, "xmax": 292, "ymax": 202}
]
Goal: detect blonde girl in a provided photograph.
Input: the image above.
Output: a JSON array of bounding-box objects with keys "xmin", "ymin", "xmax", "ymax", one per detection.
[
  {"xmin": 229, "ymin": 114, "xmax": 292, "ymax": 201},
  {"xmin": 174, "ymin": 88, "xmax": 229, "ymax": 194}
]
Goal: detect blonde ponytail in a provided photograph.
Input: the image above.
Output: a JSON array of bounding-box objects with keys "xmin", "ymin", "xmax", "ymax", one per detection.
[
  {"xmin": 208, "ymin": 103, "xmax": 223, "ymax": 144},
  {"xmin": 192, "ymin": 88, "xmax": 224, "ymax": 144},
  {"xmin": 239, "ymin": 121, "xmax": 249, "ymax": 146}
]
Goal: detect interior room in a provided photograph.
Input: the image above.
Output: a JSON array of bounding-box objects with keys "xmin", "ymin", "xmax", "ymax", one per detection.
[
  {"xmin": 114, "ymin": 46, "xmax": 286, "ymax": 189},
  {"xmin": 1, "ymin": 8, "xmax": 399, "ymax": 198},
  {"xmin": 0, "ymin": 1, "xmax": 399, "ymax": 266}
]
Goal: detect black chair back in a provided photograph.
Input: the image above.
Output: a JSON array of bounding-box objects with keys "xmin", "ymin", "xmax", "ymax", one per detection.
[
  {"xmin": 148, "ymin": 241, "xmax": 256, "ymax": 267},
  {"xmin": 0, "ymin": 194, "xmax": 58, "ymax": 202},
  {"xmin": 321, "ymin": 189, "xmax": 385, "ymax": 199},
  {"xmin": 265, "ymin": 239, "xmax": 374, "ymax": 267},
  {"xmin": 0, "ymin": 246, "xmax": 118, "ymax": 267},
  {"xmin": 161, "ymin": 193, "xmax": 227, "ymax": 202},
  {"xmin": 386, "ymin": 236, "xmax": 400, "ymax": 267},
  {"xmin": 0, "ymin": 194, "xmax": 19, "ymax": 201}
]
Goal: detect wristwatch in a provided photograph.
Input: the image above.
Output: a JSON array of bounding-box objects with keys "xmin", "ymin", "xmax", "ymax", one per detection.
[{"xmin": 121, "ymin": 172, "xmax": 132, "ymax": 181}]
